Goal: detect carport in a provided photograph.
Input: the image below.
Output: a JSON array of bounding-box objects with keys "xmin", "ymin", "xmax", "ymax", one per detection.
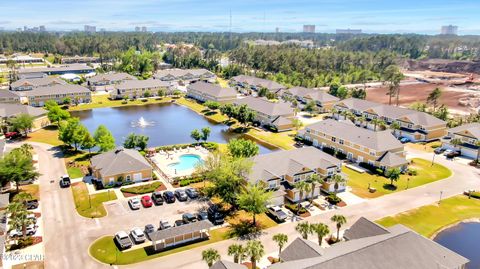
[{"xmin": 149, "ymin": 220, "xmax": 213, "ymax": 251}]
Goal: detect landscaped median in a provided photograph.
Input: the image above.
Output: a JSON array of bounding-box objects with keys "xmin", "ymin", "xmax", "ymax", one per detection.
[
  {"xmin": 376, "ymin": 195, "xmax": 480, "ymax": 238},
  {"xmin": 120, "ymin": 181, "xmax": 166, "ymax": 197},
  {"xmin": 71, "ymin": 182, "xmax": 117, "ymax": 218},
  {"xmin": 345, "ymin": 158, "xmax": 452, "ymax": 198}
]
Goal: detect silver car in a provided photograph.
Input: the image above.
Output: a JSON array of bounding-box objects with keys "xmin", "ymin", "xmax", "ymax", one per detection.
[
  {"xmin": 128, "ymin": 197, "xmax": 141, "ymax": 210},
  {"xmin": 130, "ymin": 227, "xmax": 146, "ymax": 244}
]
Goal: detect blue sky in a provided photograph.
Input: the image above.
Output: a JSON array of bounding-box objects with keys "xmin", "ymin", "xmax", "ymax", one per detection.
[{"xmin": 1, "ymin": 0, "xmax": 479, "ymax": 34}]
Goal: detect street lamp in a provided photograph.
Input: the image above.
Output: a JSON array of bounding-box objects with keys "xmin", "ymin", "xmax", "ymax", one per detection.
[
  {"xmin": 438, "ymin": 191, "xmax": 443, "ymax": 204},
  {"xmin": 431, "ymin": 152, "xmax": 436, "ymax": 166}
]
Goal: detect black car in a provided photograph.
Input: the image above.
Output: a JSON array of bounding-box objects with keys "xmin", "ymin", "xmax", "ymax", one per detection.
[
  {"xmin": 174, "ymin": 220, "xmax": 184, "ymax": 227},
  {"xmin": 163, "ymin": 191, "xmax": 176, "ymax": 203},
  {"xmin": 182, "ymin": 213, "xmax": 197, "ymax": 224},
  {"xmin": 159, "ymin": 220, "xmax": 171, "ymax": 230},
  {"xmin": 196, "ymin": 211, "xmax": 208, "ymax": 221},
  {"xmin": 24, "ymin": 199, "xmax": 39, "ymax": 210},
  {"xmin": 207, "ymin": 205, "xmax": 225, "ymax": 225},
  {"xmin": 59, "ymin": 175, "xmax": 71, "ymax": 188},
  {"xmin": 151, "ymin": 191, "xmax": 164, "ymax": 205},
  {"xmin": 174, "ymin": 189, "xmax": 188, "ymax": 202},
  {"xmin": 144, "ymin": 224, "xmax": 155, "ymax": 234},
  {"xmin": 185, "ymin": 188, "xmax": 199, "ymax": 199}
]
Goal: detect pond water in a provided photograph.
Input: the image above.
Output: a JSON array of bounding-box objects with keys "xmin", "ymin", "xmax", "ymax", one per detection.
[
  {"xmin": 71, "ymin": 103, "xmax": 277, "ymax": 154},
  {"xmin": 434, "ymin": 222, "xmax": 480, "ymax": 269}
]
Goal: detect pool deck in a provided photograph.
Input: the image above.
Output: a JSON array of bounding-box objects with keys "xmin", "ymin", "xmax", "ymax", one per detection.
[{"xmin": 150, "ymin": 146, "xmax": 210, "ymax": 179}]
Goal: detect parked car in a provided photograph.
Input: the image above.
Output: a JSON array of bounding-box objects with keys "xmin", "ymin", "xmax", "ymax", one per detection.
[
  {"xmin": 294, "ymin": 141, "xmax": 305, "ymax": 148},
  {"xmin": 114, "ymin": 231, "xmax": 133, "ymax": 250},
  {"xmin": 446, "ymin": 150, "xmax": 461, "ymax": 158},
  {"xmin": 9, "ymin": 224, "xmax": 36, "ymax": 238},
  {"xmin": 434, "ymin": 147, "xmax": 446, "ymax": 154},
  {"xmin": 266, "ymin": 205, "xmax": 288, "ymax": 222},
  {"xmin": 151, "ymin": 191, "xmax": 164, "ymax": 206},
  {"xmin": 182, "ymin": 213, "xmax": 197, "ymax": 224},
  {"xmin": 174, "ymin": 189, "xmax": 188, "ymax": 202},
  {"xmin": 174, "ymin": 220, "xmax": 184, "ymax": 227},
  {"xmin": 163, "ymin": 191, "xmax": 176, "ymax": 203},
  {"xmin": 141, "ymin": 195, "xmax": 153, "ymax": 208},
  {"xmin": 207, "ymin": 205, "xmax": 225, "ymax": 225},
  {"xmin": 144, "ymin": 224, "xmax": 156, "ymax": 237},
  {"xmin": 130, "ymin": 227, "xmax": 146, "ymax": 244},
  {"xmin": 24, "ymin": 199, "xmax": 39, "ymax": 210},
  {"xmin": 128, "ymin": 197, "xmax": 141, "ymax": 210},
  {"xmin": 5, "ymin": 132, "xmax": 20, "ymax": 139},
  {"xmin": 185, "ymin": 188, "xmax": 199, "ymax": 199},
  {"xmin": 159, "ymin": 220, "xmax": 172, "ymax": 230},
  {"xmin": 59, "ymin": 175, "xmax": 71, "ymax": 188},
  {"xmin": 399, "ymin": 137, "xmax": 411, "ymax": 143},
  {"xmin": 196, "ymin": 211, "xmax": 208, "ymax": 221}
]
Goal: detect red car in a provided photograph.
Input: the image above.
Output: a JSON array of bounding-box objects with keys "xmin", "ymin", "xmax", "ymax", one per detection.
[
  {"xmin": 5, "ymin": 132, "xmax": 20, "ymax": 139},
  {"xmin": 141, "ymin": 195, "xmax": 153, "ymax": 207}
]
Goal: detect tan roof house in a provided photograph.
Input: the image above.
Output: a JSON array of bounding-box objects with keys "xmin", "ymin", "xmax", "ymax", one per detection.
[
  {"xmin": 112, "ymin": 79, "xmax": 174, "ymax": 99},
  {"xmin": 230, "ymin": 75, "xmax": 286, "ymax": 94},
  {"xmin": 10, "ymin": 77, "xmax": 66, "ymax": 91},
  {"xmin": 186, "ymin": 81, "xmax": 237, "ymax": 103},
  {"xmin": 154, "ymin": 68, "xmax": 216, "ymax": 85},
  {"xmin": 442, "ymin": 123, "xmax": 480, "ymax": 159},
  {"xmin": 90, "ymin": 148, "xmax": 153, "ymax": 186},
  {"xmin": 0, "ymin": 103, "xmax": 50, "ymax": 132},
  {"xmin": 14, "ymin": 84, "xmax": 91, "ymax": 107},
  {"xmin": 87, "ymin": 72, "xmax": 137, "ymax": 89},
  {"xmin": 283, "ymin": 87, "xmax": 339, "ymax": 112}
]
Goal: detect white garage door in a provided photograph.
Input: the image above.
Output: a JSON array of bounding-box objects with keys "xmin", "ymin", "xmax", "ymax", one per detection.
[{"xmin": 133, "ymin": 173, "xmax": 143, "ymax": 182}]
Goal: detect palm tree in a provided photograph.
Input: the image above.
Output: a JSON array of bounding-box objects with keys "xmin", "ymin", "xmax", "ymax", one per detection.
[
  {"xmin": 385, "ymin": 168, "xmax": 401, "ymax": 186},
  {"xmin": 310, "ymin": 223, "xmax": 330, "ymax": 246},
  {"xmin": 331, "ymin": 215, "xmax": 347, "ymax": 242},
  {"xmin": 450, "ymin": 138, "xmax": 462, "ymax": 155},
  {"xmin": 371, "ymin": 118, "xmax": 381, "ymax": 131},
  {"xmin": 389, "ymin": 121, "xmax": 401, "ymax": 137},
  {"xmin": 7, "ymin": 202, "xmax": 32, "ymax": 239},
  {"xmin": 295, "ymin": 221, "xmax": 312, "ymax": 239},
  {"xmin": 356, "ymin": 115, "xmax": 366, "ymax": 128},
  {"xmin": 307, "ymin": 174, "xmax": 324, "ymax": 201},
  {"xmin": 19, "ymin": 143, "xmax": 34, "ymax": 158},
  {"xmin": 228, "ymin": 243, "xmax": 246, "ymax": 263},
  {"xmin": 201, "ymin": 248, "xmax": 220, "ymax": 267},
  {"xmin": 13, "ymin": 192, "xmax": 33, "ymax": 204},
  {"xmin": 331, "ymin": 174, "xmax": 346, "ymax": 195},
  {"xmin": 294, "ymin": 181, "xmax": 311, "ymax": 215},
  {"xmin": 272, "ymin": 233, "xmax": 288, "ymax": 257},
  {"xmin": 331, "ymin": 108, "xmax": 339, "ymax": 119},
  {"xmin": 236, "ymin": 183, "xmax": 271, "ymax": 226},
  {"xmin": 245, "ymin": 240, "xmax": 265, "ymax": 269}
]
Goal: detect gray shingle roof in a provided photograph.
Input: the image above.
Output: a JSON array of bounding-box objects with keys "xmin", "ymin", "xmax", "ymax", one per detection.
[
  {"xmin": 279, "ymin": 237, "xmax": 324, "ymax": 262},
  {"xmin": 154, "ymin": 68, "xmax": 214, "ymax": 79},
  {"xmin": 376, "ymin": 152, "xmax": 408, "ymax": 167},
  {"xmin": 286, "ymin": 87, "xmax": 339, "ymax": 103},
  {"xmin": 0, "ymin": 103, "xmax": 47, "ymax": 118},
  {"xmin": 231, "ymin": 75, "xmax": 285, "ymax": 91},
  {"xmin": 87, "ymin": 72, "xmax": 137, "ymax": 83},
  {"xmin": 149, "ymin": 220, "xmax": 213, "ymax": 242},
  {"xmin": 336, "ymin": 98, "xmax": 446, "ymax": 128},
  {"xmin": 449, "ymin": 123, "xmax": 480, "ymax": 139},
  {"xmin": 343, "ymin": 217, "xmax": 390, "ymax": 241},
  {"xmin": 300, "ymin": 119, "xmax": 404, "ymax": 152},
  {"xmin": 247, "ymin": 147, "xmax": 342, "ymax": 184},
  {"xmin": 187, "ymin": 81, "xmax": 237, "ymax": 98},
  {"xmin": 115, "ymin": 79, "xmax": 173, "ymax": 90},
  {"xmin": 210, "ymin": 260, "xmax": 246, "ymax": 269},
  {"xmin": 234, "ymin": 97, "xmax": 293, "ymax": 117},
  {"xmin": 14, "ymin": 84, "xmax": 90, "ymax": 97},
  {"xmin": 90, "ymin": 148, "xmax": 152, "ymax": 178},
  {"xmin": 18, "ymin": 64, "xmax": 94, "ymax": 74},
  {"xmin": 0, "ymin": 90, "xmax": 20, "ymax": 99},
  {"xmin": 10, "ymin": 77, "xmax": 66, "ymax": 88}
]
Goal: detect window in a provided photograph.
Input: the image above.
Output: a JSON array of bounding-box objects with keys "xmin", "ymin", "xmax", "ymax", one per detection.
[
  {"xmin": 339, "ymin": 139, "xmax": 344, "ymax": 145},
  {"xmin": 331, "ymin": 137, "xmax": 336, "ymax": 142}
]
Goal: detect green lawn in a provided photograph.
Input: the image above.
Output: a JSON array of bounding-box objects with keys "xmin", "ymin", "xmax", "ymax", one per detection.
[
  {"xmin": 175, "ymin": 98, "xmax": 228, "ymax": 123},
  {"xmin": 71, "ymin": 182, "xmax": 117, "ymax": 218},
  {"xmin": 120, "ymin": 181, "xmax": 164, "ymax": 195},
  {"xmin": 26, "ymin": 126, "xmax": 62, "ymax": 146},
  {"xmin": 377, "ymin": 195, "xmax": 480, "ymax": 238},
  {"xmin": 246, "ymin": 129, "xmax": 296, "ymax": 150},
  {"xmin": 226, "ymin": 210, "xmax": 278, "ymax": 229},
  {"xmin": 16, "ymin": 184, "xmax": 40, "ymax": 201},
  {"xmin": 67, "ymin": 167, "xmax": 84, "ymax": 179},
  {"xmin": 345, "ymin": 158, "xmax": 452, "ymax": 198},
  {"xmin": 89, "ymin": 227, "xmax": 230, "ymax": 265},
  {"xmin": 68, "ymin": 95, "xmax": 175, "ymax": 111}
]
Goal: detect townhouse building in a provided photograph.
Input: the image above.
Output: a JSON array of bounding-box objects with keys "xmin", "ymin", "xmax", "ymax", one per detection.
[
  {"xmin": 17, "ymin": 64, "xmax": 95, "ymax": 79},
  {"xmin": 15, "ymin": 84, "xmax": 91, "ymax": 107},
  {"xmin": 0, "ymin": 90, "xmax": 20, "ymax": 104},
  {"xmin": 230, "ymin": 75, "xmax": 286, "ymax": 95},
  {"xmin": 186, "ymin": 81, "xmax": 237, "ymax": 103},
  {"xmin": 87, "ymin": 72, "xmax": 137, "ymax": 90},
  {"xmin": 282, "ymin": 86, "xmax": 339, "ymax": 112},
  {"xmin": 153, "ymin": 68, "xmax": 216, "ymax": 85},
  {"xmin": 10, "ymin": 77, "xmax": 66, "ymax": 91},
  {"xmin": 298, "ymin": 119, "xmax": 408, "ymax": 171},
  {"xmin": 0, "ymin": 103, "xmax": 50, "ymax": 132},
  {"xmin": 333, "ymin": 98, "xmax": 446, "ymax": 142},
  {"xmin": 111, "ymin": 79, "xmax": 175, "ymax": 99},
  {"xmin": 442, "ymin": 123, "xmax": 480, "ymax": 159}
]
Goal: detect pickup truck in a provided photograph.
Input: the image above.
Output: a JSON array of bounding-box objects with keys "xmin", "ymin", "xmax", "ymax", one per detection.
[
  {"xmin": 114, "ymin": 231, "xmax": 133, "ymax": 250},
  {"xmin": 267, "ymin": 205, "xmax": 288, "ymax": 222},
  {"xmin": 25, "ymin": 199, "xmax": 39, "ymax": 210}
]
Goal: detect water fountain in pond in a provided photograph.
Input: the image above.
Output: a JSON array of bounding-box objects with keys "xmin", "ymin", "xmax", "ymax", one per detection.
[{"xmin": 131, "ymin": 116, "xmax": 154, "ymax": 128}]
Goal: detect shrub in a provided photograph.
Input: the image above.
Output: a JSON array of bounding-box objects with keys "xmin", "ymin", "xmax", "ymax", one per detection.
[
  {"xmin": 468, "ymin": 191, "xmax": 480, "ymax": 199},
  {"xmin": 335, "ymin": 151, "xmax": 346, "ymax": 159},
  {"xmin": 325, "ymin": 194, "xmax": 342, "ymax": 205},
  {"xmin": 407, "ymin": 169, "xmax": 418, "ymax": 176},
  {"xmin": 284, "ymin": 203, "xmax": 307, "ymax": 214},
  {"xmin": 375, "ymin": 168, "xmax": 384, "ymax": 175},
  {"xmin": 141, "ymin": 99, "xmax": 148, "ymax": 102},
  {"xmin": 8, "ymin": 237, "xmax": 34, "ymax": 251},
  {"xmin": 178, "ymin": 176, "xmax": 204, "ymax": 187},
  {"xmin": 322, "ymin": 147, "xmax": 335, "ymax": 156},
  {"xmin": 121, "ymin": 181, "xmax": 163, "ymax": 194},
  {"xmin": 121, "ymin": 101, "xmax": 128, "ymax": 104}
]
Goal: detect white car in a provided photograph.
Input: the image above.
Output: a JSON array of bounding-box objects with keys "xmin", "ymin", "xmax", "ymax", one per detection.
[
  {"xmin": 443, "ymin": 149, "xmax": 454, "ymax": 156},
  {"xmin": 128, "ymin": 197, "xmax": 141, "ymax": 210},
  {"xmin": 130, "ymin": 227, "xmax": 146, "ymax": 244},
  {"xmin": 9, "ymin": 224, "xmax": 37, "ymax": 238}
]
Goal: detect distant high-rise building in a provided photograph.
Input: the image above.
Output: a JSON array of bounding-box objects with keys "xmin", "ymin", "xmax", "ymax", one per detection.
[
  {"xmin": 141, "ymin": 26, "xmax": 147, "ymax": 32},
  {"xmin": 336, "ymin": 28, "xmax": 362, "ymax": 34},
  {"xmin": 84, "ymin": 25, "xmax": 96, "ymax": 33},
  {"xmin": 441, "ymin": 25, "xmax": 458, "ymax": 35},
  {"xmin": 303, "ymin": 25, "xmax": 315, "ymax": 33},
  {"xmin": 135, "ymin": 26, "xmax": 141, "ymax": 32},
  {"xmin": 39, "ymin": 25, "xmax": 46, "ymax": 32},
  {"xmin": 275, "ymin": 27, "xmax": 279, "ymax": 33}
]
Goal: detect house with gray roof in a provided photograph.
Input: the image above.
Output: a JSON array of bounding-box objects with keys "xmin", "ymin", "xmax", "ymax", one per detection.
[
  {"xmin": 248, "ymin": 147, "xmax": 344, "ymax": 204},
  {"xmin": 283, "ymin": 87, "xmax": 339, "ymax": 112},
  {"xmin": 186, "ymin": 81, "xmax": 237, "ymax": 103},
  {"xmin": 111, "ymin": 79, "xmax": 175, "ymax": 99},
  {"xmin": 271, "ymin": 218, "xmax": 469, "ymax": 269},
  {"xmin": 298, "ymin": 119, "xmax": 408, "ymax": 171},
  {"xmin": 230, "ymin": 75, "xmax": 286, "ymax": 94},
  {"xmin": 210, "ymin": 260, "xmax": 246, "ymax": 269},
  {"xmin": 153, "ymin": 68, "xmax": 216, "ymax": 85},
  {"xmin": 0, "ymin": 103, "xmax": 49, "ymax": 132},
  {"xmin": 442, "ymin": 123, "xmax": 480, "ymax": 159},
  {"xmin": 279, "ymin": 237, "xmax": 324, "ymax": 262},
  {"xmin": 86, "ymin": 72, "xmax": 137, "ymax": 90},
  {"xmin": 10, "ymin": 77, "xmax": 66, "ymax": 91},
  {"xmin": 17, "ymin": 64, "xmax": 95, "ymax": 79},
  {"xmin": 334, "ymin": 98, "xmax": 447, "ymax": 142},
  {"xmin": 234, "ymin": 96, "xmax": 295, "ymax": 131},
  {"xmin": 0, "ymin": 90, "xmax": 20, "ymax": 104},
  {"xmin": 14, "ymin": 84, "xmax": 91, "ymax": 107},
  {"xmin": 90, "ymin": 148, "xmax": 153, "ymax": 185}
]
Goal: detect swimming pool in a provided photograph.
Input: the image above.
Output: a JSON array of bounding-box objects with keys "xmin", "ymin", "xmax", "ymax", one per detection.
[{"xmin": 167, "ymin": 154, "xmax": 203, "ymax": 172}]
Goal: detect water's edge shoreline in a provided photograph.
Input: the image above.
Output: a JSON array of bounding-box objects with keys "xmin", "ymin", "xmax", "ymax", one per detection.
[{"xmin": 430, "ymin": 218, "xmax": 480, "ymax": 239}]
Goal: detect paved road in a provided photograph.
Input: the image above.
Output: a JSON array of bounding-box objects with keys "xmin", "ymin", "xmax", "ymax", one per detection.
[{"xmin": 30, "ymin": 142, "xmax": 479, "ymax": 269}]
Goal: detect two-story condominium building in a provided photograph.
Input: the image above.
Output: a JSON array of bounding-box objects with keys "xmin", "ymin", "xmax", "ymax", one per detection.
[
  {"xmin": 282, "ymin": 87, "xmax": 339, "ymax": 112},
  {"xmin": 234, "ymin": 96, "xmax": 295, "ymax": 131},
  {"xmin": 0, "ymin": 90, "xmax": 20, "ymax": 104},
  {"xmin": 247, "ymin": 147, "xmax": 344, "ymax": 205},
  {"xmin": 10, "ymin": 77, "xmax": 66, "ymax": 91},
  {"xmin": 333, "ymin": 98, "xmax": 447, "ymax": 142},
  {"xmin": 15, "ymin": 84, "xmax": 91, "ymax": 107},
  {"xmin": 17, "ymin": 64, "xmax": 95, "ymax": 79},
  {"xmin": 298, "ymin": 119, "xmax": 408, "ymax": 171},
  {"xmin": 230, "ymin": 75, "xmax": 286, "ymax": 95},
  {"xmin": 0, "ymin": 103, "xmax": 50, "ymax": 132},
  {"xmin": 442, "ymin": 123, "xmax": 480, "ymax": 160},
  {"xmin": 186, "ymin": 81, "xmax": 238, "ymax": 103},
  {"xmin": 86, "ymin": 72, "xmax": 137, "ymax": 91},
  {"xmin": 111, "ymin": 79, "xmax": 175, "ymax": 99},
  {"xmin": 61, "ymin": 56, "xmax": 100, "ymax": 64},
  {"xmin": 153, "ymin": 68, "xmax": 216, "ymax": 85}
]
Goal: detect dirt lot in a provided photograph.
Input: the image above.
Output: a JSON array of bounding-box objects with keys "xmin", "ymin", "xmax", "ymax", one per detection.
[{"xmin": 366, "ymin": 82, "xmax": 477, "ymax": 114}]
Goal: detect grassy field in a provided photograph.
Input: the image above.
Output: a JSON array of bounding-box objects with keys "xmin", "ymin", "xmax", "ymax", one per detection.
[
  {"xmin": 89, "ymin": 227, "xmax": 230, "ymax": 265},
  {"xmin": 175, "ymin": 98, "xmax": 228, "ymax": 123},
  {"xmin": 377, "ymin": 195, "xmax": 480, "ymax": 238},
  {"xmin": 71, "ymin": 182, "xmax": 117, "ymax": 218},
  {"xmin": 26, "ymin": 126, "xmax": 62, "ymax": 146},
  {"xmin": 406, "ymin": 141, "xmax": 442, "ymax": 153},
  {"xmin": 17, "ymin": 184, "xmax": 40, "ymax": 200},
  {"xmin": 68, "ymin": 95, "xmax": 175, "ymax": 111},
  {"xmin": 345, "ymin": 158, "xmax": 452, "ymax": 198},
  {"xmin": 226, "ymin": 210, "xmax": 278, "ymax": 229},
  {"xmin": 67, "ymin": 167, "xmax": 84, "ymax": 179},
  {"xmin": 246, "ymin": 129, "xmax": 296, "ymax": 150}
]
